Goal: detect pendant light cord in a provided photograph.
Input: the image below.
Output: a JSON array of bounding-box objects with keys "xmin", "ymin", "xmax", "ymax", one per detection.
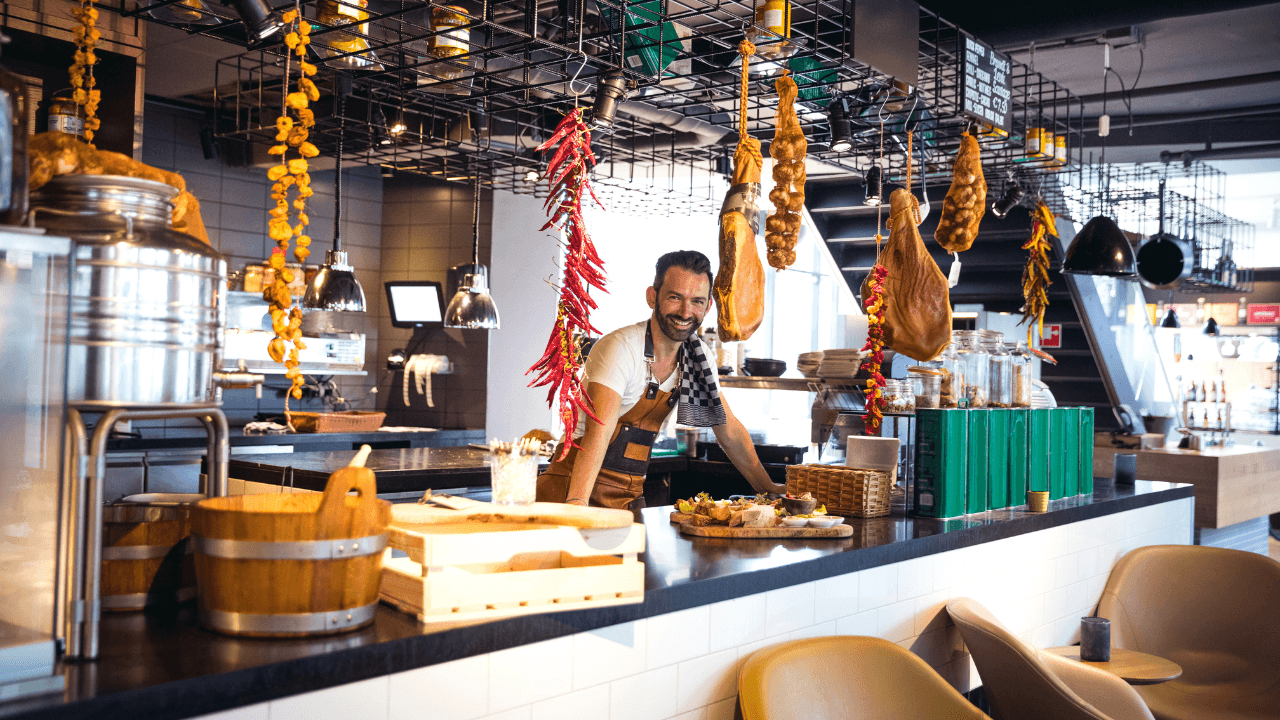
[
  {"xmin": 471, "ymin": 170, "xmax": 480, "ymax": 269},
  {"xmin": 333, "ymin": 90, "xmax": 344, "ymax": 254}
]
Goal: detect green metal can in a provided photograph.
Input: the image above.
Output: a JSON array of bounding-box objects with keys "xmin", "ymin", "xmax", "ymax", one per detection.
[
  {"xmin": 1080, "ymin": 407, "xmax": 1095, "ymax": 496},
  {"xmin": 1063, "ymin": 407, "xmax": 1081, "ymax": 496},
  {"xmin": 1009, "ymin": 408, "xmax": 1029, "ymax": 504},
  {"xmin": 967, "ymin": 409, "xmax": 990, "ymax": 514},
  {"xmin": 988, "ymin": 409, "xmax": 1010, "ymax": 509},
  {"xmin": 1028, "ymin": 408, "xmax": 1051, "ymax": 493},
  {"xmin": 914, "ymin": 408, "xmax": 968, "ymax": 518}
]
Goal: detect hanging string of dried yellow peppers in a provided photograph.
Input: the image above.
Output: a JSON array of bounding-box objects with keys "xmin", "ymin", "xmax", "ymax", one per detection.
[
  {"xmin": 266, "ymin": 8, "xmax": 321, "ymax": 411},
  {"xmin": 69, "ymin": 0, "xmax": 101, "ymax": 143}
]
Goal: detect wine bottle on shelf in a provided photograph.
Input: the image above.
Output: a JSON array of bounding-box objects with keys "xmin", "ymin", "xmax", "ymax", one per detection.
[{"xmin": 1209, "ymin": 379, "xmax": 1218, "ymax": 404}]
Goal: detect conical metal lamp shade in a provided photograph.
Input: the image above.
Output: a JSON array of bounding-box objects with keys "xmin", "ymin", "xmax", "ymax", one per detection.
[
  {"xmin": 303, "ymin": 250, "xmax": 366, "ymax": 312},
  {"xmin": 1062, "ymin": 216, "xmax": 1136, "ymax": 277},
  {"xmin": 1161, "ymin": 308, "xmax": 1181, "ymax": 328},
  {"xmin": 444, "ymin": 268, "xmax": 500, "ymax": 329},
  {"xmin": 1203, "ymin": 317, "xmax": 1220, "ymax": 336}
]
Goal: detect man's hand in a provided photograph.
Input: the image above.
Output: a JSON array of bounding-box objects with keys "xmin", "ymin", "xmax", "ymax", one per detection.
[{"xmin": 711, "ymin": 396, "xmax": 787, "ymax": 495}]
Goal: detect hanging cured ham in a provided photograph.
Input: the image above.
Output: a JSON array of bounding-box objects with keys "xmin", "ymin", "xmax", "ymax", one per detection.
[
  {"xmin": 714, "ymin": 40, "xmax": 766, "ymax": 342},
  {"xmin": 863, "ymin": 187, "xmax": 952, "ymax": 362}
]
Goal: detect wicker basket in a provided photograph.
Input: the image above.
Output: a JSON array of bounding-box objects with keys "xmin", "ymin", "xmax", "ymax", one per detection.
[
  {"xmin": 287, "ymin": 411, "xmax": 386, "ymax": 434},
  {"xmin": 785, "ymin": 464, "xmax": 892, "ymax": 518}
]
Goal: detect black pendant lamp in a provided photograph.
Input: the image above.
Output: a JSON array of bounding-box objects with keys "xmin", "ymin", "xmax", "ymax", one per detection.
[
  {"xmin": 1062, "ymin": 215, "xmax": 1136, "ymax": 277},
  {"xmin": 1161, "ymin": 307, "xmax": 1181, "ymax": 328},
  {"xmin": 1203, "ymin": 317, "xmax": 1220, "ymax": 336},
  {"xmin": 304, "ymin": 96, "xmax": 366, "ymax": 312},
  {"xmin": 443, "ymin": 174, "xmax": 500, "ymax": 329}
]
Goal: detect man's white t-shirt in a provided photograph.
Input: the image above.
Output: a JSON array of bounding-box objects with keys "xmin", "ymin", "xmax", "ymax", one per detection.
[{"xmin": 573, "ymin": 320, "xmax": 722, "ymax": 439}]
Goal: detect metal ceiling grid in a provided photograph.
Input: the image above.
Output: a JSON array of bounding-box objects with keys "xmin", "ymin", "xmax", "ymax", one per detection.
[{"xmin": 110, "ymin": 0, "xmax": 1092, "ymax": 215}]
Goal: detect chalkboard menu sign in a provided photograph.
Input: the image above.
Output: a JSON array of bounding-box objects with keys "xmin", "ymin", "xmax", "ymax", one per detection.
[{"xmin": 961, "ymin": 34, "xmax": 1012, "ymax": 132}]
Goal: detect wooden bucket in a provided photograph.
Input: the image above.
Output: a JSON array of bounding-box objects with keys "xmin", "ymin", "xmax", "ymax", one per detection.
[
  {"xmin": 101, "ymin": 495, "xmax": 201, "ymax": 611},
  {"xmin": 191, "ymin": 466, "xmax": 391, "ymax": 637}
]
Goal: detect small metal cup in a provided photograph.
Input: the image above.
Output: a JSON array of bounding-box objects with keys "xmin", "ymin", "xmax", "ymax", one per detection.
[
  {"xmin": 1080, "ymin": 617, "xmax": 1111, "ymax": 661},
  {"xmin": 1026, "ymin": 490, "xmax": 1050, "ymax": 512}
]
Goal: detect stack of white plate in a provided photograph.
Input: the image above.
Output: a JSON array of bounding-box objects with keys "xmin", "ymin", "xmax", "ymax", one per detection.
[
  {"xmin": 797, "ymin": 351, "xmax": 824, "ymax": 377},
  {"xmin": 816, "ymin": 349, "xmax": 865, "ymax": 378}
]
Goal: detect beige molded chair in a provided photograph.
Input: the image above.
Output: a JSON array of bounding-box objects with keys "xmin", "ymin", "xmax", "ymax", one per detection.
[
  {"xmin": 1096, "ymin": 544, "xmax": 1280, "ymax": 720},
  {"xmin": 737, "ymin": 635, "xmax": 990, "ymax": 720},
  {"xmin": 947, "ymin": 597, "xmax": 1155, "ymax": 720}
]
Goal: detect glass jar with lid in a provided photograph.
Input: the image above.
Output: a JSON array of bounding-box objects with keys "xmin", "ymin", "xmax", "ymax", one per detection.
[
  {"xmin": 921, "ymin": 342, "xmax": 965, "ymax": 408},
  {"xmin": 1011, "ymin": 342, "xmax": 1033, "ymax": 408},
  {"xmin": 909, "ymin": 370, "xmax": 942, "ymax": 409},
  {"xmin": 882, "ymin": 379, "xmax": 915, "ymax": 415},
  {"xmin": 982, "ymin": 330, "xmax": 1012, "ymax": 407},
  {"xmin": 953, "ymin": 330, "xmax": 989, "ymax": 408}
]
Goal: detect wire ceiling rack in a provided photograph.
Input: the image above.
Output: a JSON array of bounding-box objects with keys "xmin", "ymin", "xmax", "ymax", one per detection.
[{"xmin": 105, "ymin": 0, "xmax": 1090, "ymax": 214}]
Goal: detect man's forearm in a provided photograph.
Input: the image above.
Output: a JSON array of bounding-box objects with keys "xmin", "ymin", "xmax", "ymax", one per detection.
[
  {"xmin": 714, "ymin": 417, "xmax": 786, "ymax": 494},
  {"xmin": 565, "ymin": 431, "xmax": 610, "ymax": 504}
]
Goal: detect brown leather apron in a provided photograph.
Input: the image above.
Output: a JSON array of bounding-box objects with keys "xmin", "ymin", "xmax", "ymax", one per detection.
[{"xmin": 536, "ymin": 388, "xmax": 675, "ymax": 509}]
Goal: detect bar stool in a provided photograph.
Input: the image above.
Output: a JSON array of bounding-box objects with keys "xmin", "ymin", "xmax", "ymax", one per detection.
[
  {"xmin": 738, "ymin": 636, "xmax": 990, "ymax": 720},
  {"xmin": 947, "ymin": 597, "xmax": 1155, "ymax": 720}
]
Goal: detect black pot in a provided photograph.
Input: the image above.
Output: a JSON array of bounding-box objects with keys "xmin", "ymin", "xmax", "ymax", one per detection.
[
  {"xmin": 742, "ymin": 358, "xmax": 787, "ymax": 377},
  {"xmin": 1136, "ymin": 233, "xmax": 1194, "ymax": 289}
]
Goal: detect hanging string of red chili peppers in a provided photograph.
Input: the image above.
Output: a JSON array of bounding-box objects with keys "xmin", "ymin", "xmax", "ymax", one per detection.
[
  {"xmin": 526, "ymin": 107, "xmax": 608, "ymax": 459},
  {"xmin": 265, "ymin": 6, "xmax": 320, "ymax": 416},
  {"xmin": 69, "ymin": 0, "xmax": 101, "ymax": 143}
]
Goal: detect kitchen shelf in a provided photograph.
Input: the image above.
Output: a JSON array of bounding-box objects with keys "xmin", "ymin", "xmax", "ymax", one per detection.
[{"xmin": 718, "ymin": 376, "xmax": 815, "ymax": 391}]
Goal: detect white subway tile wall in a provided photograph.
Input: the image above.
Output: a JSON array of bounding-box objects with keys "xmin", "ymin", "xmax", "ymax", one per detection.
[{"xmin": 182, "ymin": 498, "xmax": 1191, "ymax": 720}]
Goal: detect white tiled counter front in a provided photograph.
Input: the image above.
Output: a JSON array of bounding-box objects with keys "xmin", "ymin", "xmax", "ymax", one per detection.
[{"xmin": 193, "ymin": 496, "xmax": 1193, "ymax": 720}]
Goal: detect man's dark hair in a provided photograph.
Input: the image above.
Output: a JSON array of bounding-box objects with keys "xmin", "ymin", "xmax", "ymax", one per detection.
[{"xmin": 653, "ymin": 250, "xmax": 713, "ymax": 294}]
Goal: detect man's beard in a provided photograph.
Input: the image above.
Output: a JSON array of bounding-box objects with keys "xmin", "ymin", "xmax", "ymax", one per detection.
[{"xmin": 655, "ymin": 311, "xmax": 699, "ymax": 342}]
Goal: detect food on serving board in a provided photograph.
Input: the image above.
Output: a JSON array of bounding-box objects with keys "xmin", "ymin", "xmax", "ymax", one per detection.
[
  {"xmin": 714, "ymin": 39, "xmax": 766, "ymax": 342},
  {"xmin": 934, "ymin": 132, "xmax": 987, "ymax": 253},
  {"xmin": 674, "ymin": 492, "xmax": 825, "ymax": 528},
  {"xmin": 765, "ymin": 71, "xmax": 806, "ymax": 271},
  {"xmin": 862, "ymin": 188, "xmax": 952, "ymax": 362}
]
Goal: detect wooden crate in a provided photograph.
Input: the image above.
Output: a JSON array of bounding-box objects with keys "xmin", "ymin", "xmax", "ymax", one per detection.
[{"xmin": 380, "ymin": 521, "xmax": 645, "ymax": 624}]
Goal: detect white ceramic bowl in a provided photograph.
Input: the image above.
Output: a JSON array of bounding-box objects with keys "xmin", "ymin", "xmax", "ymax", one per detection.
[
  {"xmin": 807, "ymin": 516, "xmax": 843, "ymax": 529},
  {"xmin": 780, "ymin": 516, "xmax": 809, "ymax": 528}
]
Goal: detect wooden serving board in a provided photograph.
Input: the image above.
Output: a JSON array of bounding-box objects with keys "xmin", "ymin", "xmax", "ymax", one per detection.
[
  {"xmin": 669, "ymin": 512, "xmax": 852, "ymax": 538},
  {"xmin": 391, "ymin": 498, "xmax": 634, "ymax": 529}
]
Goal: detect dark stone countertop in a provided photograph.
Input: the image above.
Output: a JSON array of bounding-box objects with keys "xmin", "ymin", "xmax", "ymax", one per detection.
[
  {"xmin": 2, "ymin": 479, "xmax": 1193, "ymax": 720},
  {"xmin": 226, "ymin": 448, "xmax": 756, "ymax": 495}
]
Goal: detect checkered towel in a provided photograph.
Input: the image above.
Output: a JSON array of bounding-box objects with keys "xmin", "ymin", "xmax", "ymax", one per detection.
[{"xmin": 676, "ymin": 338, "xmax": 726, "ymax": 427}]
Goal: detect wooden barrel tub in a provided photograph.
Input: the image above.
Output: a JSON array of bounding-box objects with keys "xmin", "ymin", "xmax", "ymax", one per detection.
[
  {"xmin": 101, "ymin": 495, "xmax": 201, "ymax": 611},
  {"xmin": 190, "ymin": 466, "xmax": 391, "ymax": 637}
]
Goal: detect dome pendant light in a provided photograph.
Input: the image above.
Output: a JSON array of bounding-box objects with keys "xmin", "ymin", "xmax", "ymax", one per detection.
[
  {"xmin": 444, "ymin": 173, "xmax": 500, "ymax": 329},
  {"xmin": 1062, "ymin": 215, "xmax": 1136, "ymax": 277},
  {"xmin": 304, "ymin": 93, "xmax": 366, "ymax": 312}
]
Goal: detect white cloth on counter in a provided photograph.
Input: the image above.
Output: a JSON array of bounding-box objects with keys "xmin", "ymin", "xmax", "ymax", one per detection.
[{"xmin": 404, "ymin": 354, "xmax": 450, "ymax": 408}]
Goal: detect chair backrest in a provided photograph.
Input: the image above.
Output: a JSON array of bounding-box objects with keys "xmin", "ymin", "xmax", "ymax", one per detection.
[
  {"xmin": 1096, "ymin": 544, "xmax": 1280, "ymax": 674},
  {"xmin": 947, "ymin": 597, "xmax": 1123, "ymax": 720},
  {"xmin": 737, "ymin": 635, "xmax": 989, "ymax": 720}
]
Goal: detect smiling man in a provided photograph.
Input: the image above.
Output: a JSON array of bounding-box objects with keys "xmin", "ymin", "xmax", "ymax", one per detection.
[{"xmin": 536, "ymin": 250, "xmax": 785, "ymax": 510}]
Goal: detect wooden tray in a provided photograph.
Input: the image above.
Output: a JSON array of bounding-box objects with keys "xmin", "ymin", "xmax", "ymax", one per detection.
[
  {"xmin": 669, "ymin": 512, "xmax": 853, "ymax": 538},
  {"xmin": 380, "ymin": 518, "xmax": 645, "ymax": 625}
]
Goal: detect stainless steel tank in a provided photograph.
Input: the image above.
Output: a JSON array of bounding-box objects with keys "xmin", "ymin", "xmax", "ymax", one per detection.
[{"xmin": 33, "ymin": 175, "xmax": 227, "ymax": 408}]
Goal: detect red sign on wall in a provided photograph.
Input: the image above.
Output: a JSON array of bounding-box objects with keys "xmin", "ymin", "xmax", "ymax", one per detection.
[
  {"xmin": 1247, "ymin": 304, "xmax": 1280, "ymax": 324},
  {"xmin": 1041, "ymin": 324, "xmax": 1062, "ymax": 348}
]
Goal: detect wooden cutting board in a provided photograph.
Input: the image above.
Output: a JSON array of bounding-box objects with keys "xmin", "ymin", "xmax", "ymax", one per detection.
[
  {"xmin": 391, "ymin": 498, "xmax": 634, "ymax": 529},
  {"xmin": 669, "ymin": 512, "xmax": 852, "ymax": 538}
]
